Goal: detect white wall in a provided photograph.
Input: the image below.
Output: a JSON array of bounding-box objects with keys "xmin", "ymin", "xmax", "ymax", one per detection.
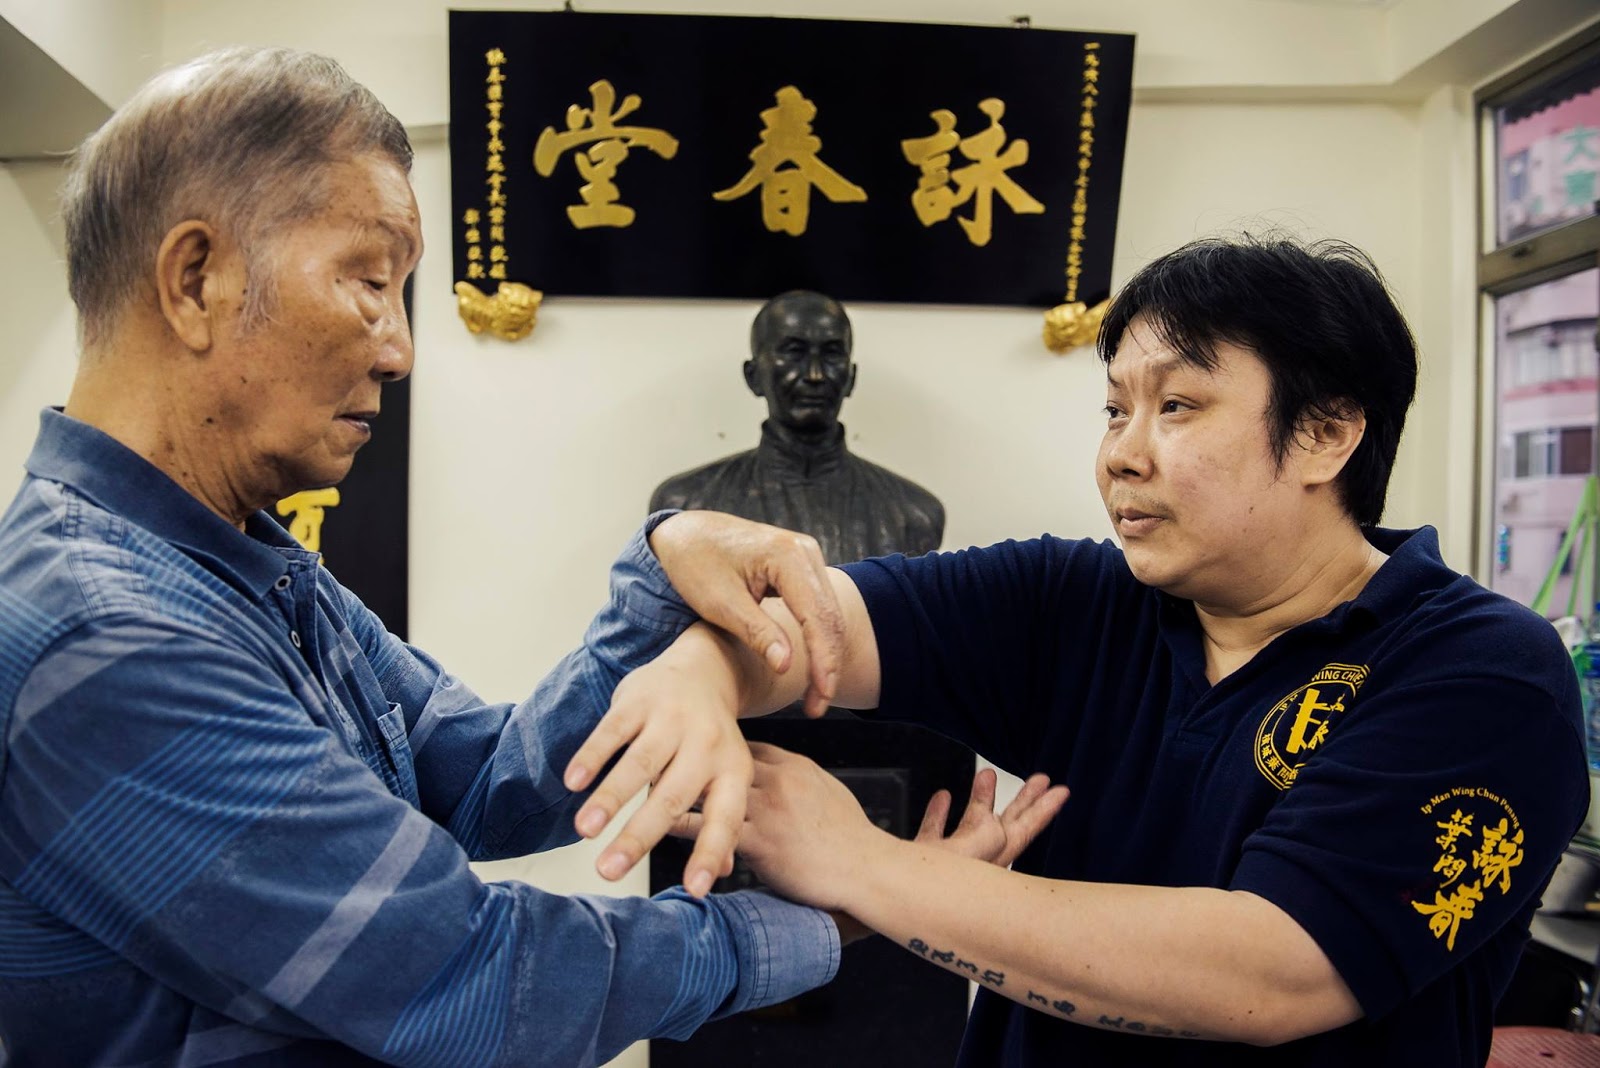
[{"xmin": 0, "ymin": 161, "xmax": 77, "ymax": 483}]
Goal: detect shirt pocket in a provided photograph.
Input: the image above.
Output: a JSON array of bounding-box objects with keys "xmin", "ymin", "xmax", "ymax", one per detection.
[{"xmin": 375, "ymin": 703, "xmax": 421, "ymax": 808}]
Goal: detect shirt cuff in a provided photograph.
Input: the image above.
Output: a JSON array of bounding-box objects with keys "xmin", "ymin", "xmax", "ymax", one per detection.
[
  {"xmin": 606, "ymin": 514, "xmax": 695, "ymax": 636},
  {"xmin": 709, "ymin": 890, "xmax": 840, "ymax": 1017}
]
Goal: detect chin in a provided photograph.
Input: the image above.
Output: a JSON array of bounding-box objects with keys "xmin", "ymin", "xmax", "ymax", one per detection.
[{"xmin": 1120, "ymin": 546, "xmax": 1181, "ymax": 592}]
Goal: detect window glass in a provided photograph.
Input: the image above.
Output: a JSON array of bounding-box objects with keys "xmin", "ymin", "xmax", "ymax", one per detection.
[{"xmin": 1490, "ymin": 267, "xmax": 1599, "ymax": 612}]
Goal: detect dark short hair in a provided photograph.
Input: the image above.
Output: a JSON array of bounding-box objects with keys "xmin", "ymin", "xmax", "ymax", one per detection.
[{"xmin": 1097, "ymin": 235, "xmax": 1417, "ymax": 527}]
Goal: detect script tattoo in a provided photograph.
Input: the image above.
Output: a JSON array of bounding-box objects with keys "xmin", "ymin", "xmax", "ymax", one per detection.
[
  {"xmin": 903, "ymin": 938, "xmax": 1006, "ymax": 989},
  {"xmin": 907, "ymin": 937, "xmax": 1198, "ymax": 1036},
  {"xmin": 1098, "ymin": 1015, "xmax": 1199, "ymax": 1038}
]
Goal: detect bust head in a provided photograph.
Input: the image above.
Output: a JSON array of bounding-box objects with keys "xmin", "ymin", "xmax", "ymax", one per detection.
[{"xmin": 744, "ymin": 290, "xmax": 857, "ymax": 436}]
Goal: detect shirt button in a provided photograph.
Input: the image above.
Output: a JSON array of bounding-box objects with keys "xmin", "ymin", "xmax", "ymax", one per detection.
[
  {"xmin": 290, "ymin": 631, "xmax": 302, "ymax": 649},
  {"xmin": 274, "ymin": 575, "xmax": 291, "ymax": 591}
]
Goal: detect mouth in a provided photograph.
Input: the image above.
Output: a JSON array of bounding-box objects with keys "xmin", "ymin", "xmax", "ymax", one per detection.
[
  {"xmin": 1112, "ymin": 505, "xmax": 1167, "ymax": 537},
  {"xmin": 337, "ymin": 410, "xmax": 378, "ymax": 437}
]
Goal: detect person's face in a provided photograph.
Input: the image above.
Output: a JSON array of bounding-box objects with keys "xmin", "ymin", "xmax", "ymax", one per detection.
[
  {"xmin": 1096, "ymin": 316, "xmax": 1314, "ymax": 604},
  {"xmin": 747, "ymin": 302, "xmax": 856, "ymax": 432},
  {"xmin": 208, "ymin": 154, "xmax": 421, "ymax": 500}
]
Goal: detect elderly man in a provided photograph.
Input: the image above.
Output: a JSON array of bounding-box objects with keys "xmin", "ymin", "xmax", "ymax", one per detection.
[
  {"xmin": 0, "ymin": 47, "xmax": 1071, "ymax": 1067},
  {"xmin": 574, "ymin": 237, "xmax": 1591, "ymax": 1066}
]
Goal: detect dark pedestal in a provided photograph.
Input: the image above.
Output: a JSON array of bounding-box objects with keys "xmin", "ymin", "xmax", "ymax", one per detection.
[{"xmin": 648, "ymin": 714, "xmax": 975, "ymax": 1067}]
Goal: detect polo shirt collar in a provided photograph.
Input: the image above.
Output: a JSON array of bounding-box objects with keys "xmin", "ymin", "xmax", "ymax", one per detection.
[{"xmin": 25, "ymin": 408, "xmax": 297, "ymax": 597}]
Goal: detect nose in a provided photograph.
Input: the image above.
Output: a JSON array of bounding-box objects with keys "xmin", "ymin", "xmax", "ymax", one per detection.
[
  {"xmin": 1102, "ymin": 411, "xmax": 1153, "ymax": 481},
  {"xmin": 374, "ymin": 309, "xmax": 414, "ymax": 383},
  {"xmin": 804, "ymin": 348, "xmax": 826, "ymax": 382}
]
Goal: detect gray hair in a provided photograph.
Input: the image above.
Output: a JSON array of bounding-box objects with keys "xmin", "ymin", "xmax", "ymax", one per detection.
[{"xmin": 63, "ymin": 46, "xmax": 413, "ymax": 345}]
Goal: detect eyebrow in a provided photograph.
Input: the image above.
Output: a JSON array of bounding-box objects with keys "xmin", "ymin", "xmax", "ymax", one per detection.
[
  {"xmin": 1105, "ymin": 353, "xmax": 1185, "ymax": 389},
  {"xmin": 372, "ymin": 218, "xmax": 422, "ymax": 264}
]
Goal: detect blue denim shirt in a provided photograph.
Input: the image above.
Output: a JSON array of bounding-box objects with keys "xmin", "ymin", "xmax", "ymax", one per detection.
[{"xmin": 0, "ymin": 409, "xmax": 837, "ymax": 1067}]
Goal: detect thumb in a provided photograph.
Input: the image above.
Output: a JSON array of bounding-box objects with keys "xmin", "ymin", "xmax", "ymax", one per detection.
[
  {"xmin": 917, "ymin": 790, "xmax": 952, "ymax": 840},
  {"xmin": 957, "ymin": 767, "xmax": 998, "ymax": 832},
  {"xmin": 710, "ymin": 596, "xmax": 792, "ymax": 673}
]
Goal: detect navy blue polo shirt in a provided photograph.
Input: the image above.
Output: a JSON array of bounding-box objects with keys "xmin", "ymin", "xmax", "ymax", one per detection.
[{"xmin": 841, "ymin": 527, "xmax": 1588, "ymax": 1067}]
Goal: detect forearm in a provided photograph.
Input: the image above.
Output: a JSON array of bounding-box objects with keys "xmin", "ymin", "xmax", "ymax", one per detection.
[{"xmin": 840, "ymin": 834, "xmax": 1360, "ymax": 1046}]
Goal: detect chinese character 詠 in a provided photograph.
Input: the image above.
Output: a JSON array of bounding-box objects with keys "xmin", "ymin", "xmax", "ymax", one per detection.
[{"xmin": 900, "ymin": 98, "xmax": 1043, "ymax": 247}]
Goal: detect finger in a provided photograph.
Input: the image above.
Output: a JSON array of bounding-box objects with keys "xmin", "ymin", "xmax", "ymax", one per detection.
[
  {"xmin": 759, "ymin": 535, "xmax": 843, "ymax": 717},
  {"xmin": 996, "ymin": 785, "xmax": 1071, "ymax": 868},
  {"xmin": 669, "ymin": 811, "xmax": 704, "ymax": 840},
  {"xmin": 596, "ymin": 758, "xmax": 727, "ymax": 884},
  {"xmin": 718, "ymin": 595, "xmax": 797, "ymax": 676},
  {"xmin": 956, "ymin": 767, "xmax": 999, "ymax": 833},
  {"xmin": 682, "ymin": 776, "xmax": 748, "ymax": 897},
  {"xmin": 998, "ymin": 773, "xmax": 1052, "ymax": 825},
  {"xmin": 564, "ymin": 700, "xmax": 644, "ymax": 795},
  {"xmin": 569, "ymin": 715, "xmax": 659, "ymax": 840},
  {"xmin": 916, "ymin": 790, "xmax": 952, "ymax": 840}
]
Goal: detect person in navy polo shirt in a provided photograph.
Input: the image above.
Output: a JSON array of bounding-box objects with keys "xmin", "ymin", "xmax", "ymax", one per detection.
[{"xmin": 575, "ymin": 236, "xmax": 1592, "ymax": 1066}]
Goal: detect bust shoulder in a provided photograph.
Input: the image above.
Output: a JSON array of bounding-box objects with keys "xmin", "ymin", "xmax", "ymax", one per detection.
[{"xmin": 648, "ymin": 449, "xmax": 758, "ymax": 512}]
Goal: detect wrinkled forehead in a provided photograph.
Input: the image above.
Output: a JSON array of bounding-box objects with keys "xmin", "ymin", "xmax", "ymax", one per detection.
[{"xmin": 283, "ymin": 155, "xmax": 422, "ymax": 259}]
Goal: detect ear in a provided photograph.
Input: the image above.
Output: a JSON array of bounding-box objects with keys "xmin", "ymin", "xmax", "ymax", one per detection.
[
  {"xmin": 843, "ymin": 363, "xmax": 857, "ymax": 399},
  {"xmin": 743, "ymin": 358, "xmax": 762, "ymax": 396},
  {"xmin": 1297, "ymin": 403, "xmax": 1366, "ymax": 489},
  {"xmin": 154, "ymin": 220, "xmax": 225, "ymax": 353}
]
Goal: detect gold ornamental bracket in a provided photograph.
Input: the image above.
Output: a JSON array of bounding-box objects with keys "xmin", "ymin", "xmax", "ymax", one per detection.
[
  {"xmin": 1042, "ymin": 299, "xmax": 1108, "ymax": 355},
  {"xmin": 454, "ymin": 280, "xmax": 544, "ymax": 341}
]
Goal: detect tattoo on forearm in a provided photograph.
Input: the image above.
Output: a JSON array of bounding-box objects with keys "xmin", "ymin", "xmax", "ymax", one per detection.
[
  {"xmin": 1095, "ymin": 1014, "xmax": 1198, "ymax": 1038},
  {"xmin": 905, "ymin": 937, "xmax": 1201, "ymax": 1038}
]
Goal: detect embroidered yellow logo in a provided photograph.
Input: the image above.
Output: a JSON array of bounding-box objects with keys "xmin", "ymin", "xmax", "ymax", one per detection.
[
  {"xmin": 1411, "ymin": 788, "xmax": 1524, "ymax": 951},
  {"xmin": 1254, "ymin": 663, "xmax": 1367, "ymax": 790}
]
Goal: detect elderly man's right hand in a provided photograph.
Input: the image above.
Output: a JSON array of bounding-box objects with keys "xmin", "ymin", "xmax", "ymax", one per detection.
[{"xmin": 646, "ymin": 510, "xmax": 845, "ymax": 718}]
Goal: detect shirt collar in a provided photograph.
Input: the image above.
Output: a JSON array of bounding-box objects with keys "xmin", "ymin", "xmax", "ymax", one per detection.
[
  {"xmin": 757, "ymin": 419, "xmax": 848, "ymax": 479},
  {"xmin": 25, "ymin": 408, "xmax": 299, "ymax": 598},
  {"xmin": 1340, "ymin": 525, "xmax": 1454, "ymax": 625}
]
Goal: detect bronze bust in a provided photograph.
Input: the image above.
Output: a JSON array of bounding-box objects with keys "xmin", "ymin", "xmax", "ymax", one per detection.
[{"xmin": 650, "ymin": 290, "xmax": 944, "ymax": 563}]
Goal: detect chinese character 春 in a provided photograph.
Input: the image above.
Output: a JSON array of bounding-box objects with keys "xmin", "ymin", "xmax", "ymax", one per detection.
[
  {"xmin": 1412, "ymin": 881, "xmax": 1483, "ymax": 951},
  {"xmin": 713, "ymin": 85, "xmax": 866, "ymax": 236},
  {"xmin": 533, "ymin": 80, "xmax": 679, "ymax": 229},
  {"xmin": 900, "ymin": 98, "xmax": 1043, "ymax": 247}
]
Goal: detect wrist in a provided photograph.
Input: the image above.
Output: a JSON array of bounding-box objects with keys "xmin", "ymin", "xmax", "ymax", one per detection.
[{"xmin": 658, "ymin": 624, "xmax": 743, "ymax": 713}]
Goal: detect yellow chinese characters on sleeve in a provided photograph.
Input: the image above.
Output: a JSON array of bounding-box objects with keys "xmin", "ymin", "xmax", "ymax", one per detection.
[{"xmin": 1412, "ymin": 790, "xmax": 1526, "ymax": 951}]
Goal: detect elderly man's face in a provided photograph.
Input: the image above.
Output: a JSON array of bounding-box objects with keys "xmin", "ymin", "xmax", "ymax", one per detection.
[
  {"xmin": 1096, "ymin": 316, "xmax": 1314, "ymax": 605},
  {"xmin": 209, "ymin": 154, "xmax": 420, "ymax": 498},
  {"xmin": 748, "ymin": 301, "xmax": 855, "ymax": 434}
]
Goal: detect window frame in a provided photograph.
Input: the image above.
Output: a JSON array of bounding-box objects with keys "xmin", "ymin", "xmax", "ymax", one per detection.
[{"xmin": 1474, "ymin": 23, "xmax": 1600, "ymax": 595}]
